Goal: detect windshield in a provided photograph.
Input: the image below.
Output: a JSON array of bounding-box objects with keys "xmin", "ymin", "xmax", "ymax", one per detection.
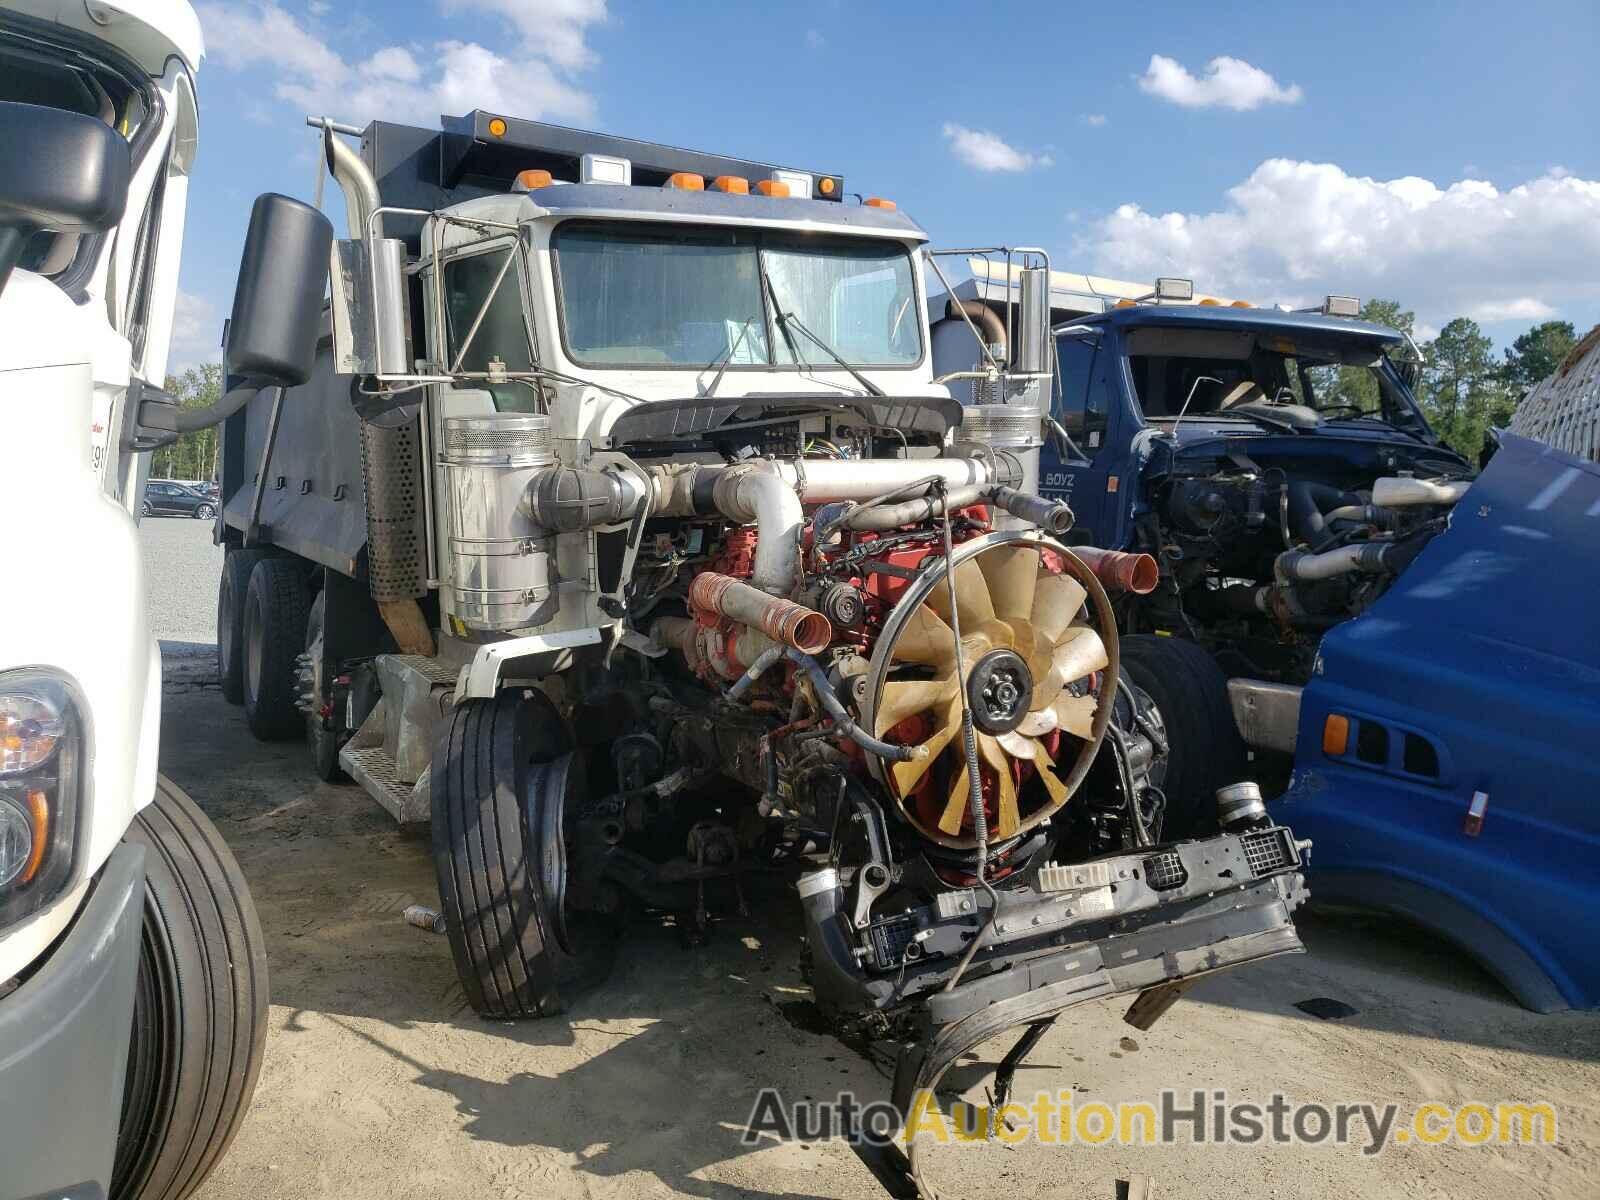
[
  {"xmin": 552, "ymin": 220, "xmax": 921, "ymax": 369},
  {"xmin": 1122, "ymin": 325, "xmax": 1412, "ymax": 426}
]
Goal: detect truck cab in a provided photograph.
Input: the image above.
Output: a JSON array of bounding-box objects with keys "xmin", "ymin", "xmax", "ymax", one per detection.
[{"xmin": 0, "ymin": 5, "xmax": 265, "ymax": 1197}]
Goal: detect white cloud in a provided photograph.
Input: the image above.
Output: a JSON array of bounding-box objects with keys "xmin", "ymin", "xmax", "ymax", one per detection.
[
  {"xmin": 1077, "ymin": 159, "xmax": 1600, "ymax": 331},
  {"xmin": 941, "ymin": 123, "xmax": 1053, "ymax": 173},
  {"xmin": 1465, "ymin": 297, "xmax": 1557, "ymax": 323},
  {"xmin": 805, "ymin": 28, "xmax": 825, "ymax": 49},
  {"xmin": 198, "ymin": 2, "xmax": 601, "ymax": 127},
  {"xmin": 1136, "ymin": 54, "xmax": 1302, "ymax": 111},
  {"xmin": 1081, "ymin": 113, "xmax": 1107, "ymax": 127},
  {"xmin": 168, "ymin": 289, "xmax": 220, "ymax": 370}
]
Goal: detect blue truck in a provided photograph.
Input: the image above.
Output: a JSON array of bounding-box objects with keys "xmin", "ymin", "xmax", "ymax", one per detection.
[{"xmin": 931, "ymin": 282, "xmax": 1600, "ymax": 1012}]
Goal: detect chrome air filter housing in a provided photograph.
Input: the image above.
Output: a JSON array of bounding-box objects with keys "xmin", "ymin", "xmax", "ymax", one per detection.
[{"xmin": 441, "ymin": 414, "xmax": 557, "ymax": 632}]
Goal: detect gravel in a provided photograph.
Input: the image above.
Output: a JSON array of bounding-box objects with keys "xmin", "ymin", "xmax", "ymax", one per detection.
[{"xmin": 140, "ymin": 514, "xmax": 224, "ymax": 645}]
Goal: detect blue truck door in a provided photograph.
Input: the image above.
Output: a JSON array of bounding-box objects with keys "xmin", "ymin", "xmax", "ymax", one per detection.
[{"xmin": 1042, "ymin": 329, "xmax": 1121, "ymax": 545}]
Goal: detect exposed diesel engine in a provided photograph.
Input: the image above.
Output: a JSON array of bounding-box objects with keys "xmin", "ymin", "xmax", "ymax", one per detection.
[{"xmin": 1136, "ymin": 454, "xmax": 1474, "ymax": 682}]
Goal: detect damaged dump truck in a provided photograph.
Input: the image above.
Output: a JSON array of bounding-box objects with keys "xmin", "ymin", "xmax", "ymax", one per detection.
[{"xmin": 213, "ymin": 113, "xmax": 1307, "ymax": 1195}]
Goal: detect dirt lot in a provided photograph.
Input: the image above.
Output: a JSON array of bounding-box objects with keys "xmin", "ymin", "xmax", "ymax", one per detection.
[{"xmin": 158, "ymin": 650, "xmax": 1599, "ymax": 1200}]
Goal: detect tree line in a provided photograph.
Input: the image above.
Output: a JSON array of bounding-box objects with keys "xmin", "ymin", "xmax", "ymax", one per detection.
[
  {"xmin": 1353, "ymin": 300, "xmax": 1577, "ymax": 461},
  {"xmin": 147, "ymin": 363, "xmax": 223, "ymax": 481}
]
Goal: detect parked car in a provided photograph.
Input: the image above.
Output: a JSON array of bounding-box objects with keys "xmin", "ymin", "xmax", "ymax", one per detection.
[{"xmin": 143, "ymin": 479, "xmax": 217, "ymax": 519}]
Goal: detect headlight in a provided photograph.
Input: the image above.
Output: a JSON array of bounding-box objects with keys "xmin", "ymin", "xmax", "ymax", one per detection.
[{"xmin": 0, "ymin": 673, "xmax": 85, "ymax": 930}]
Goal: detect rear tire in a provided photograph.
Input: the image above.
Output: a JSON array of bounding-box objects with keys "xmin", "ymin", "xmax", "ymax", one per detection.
[
  {"xmin": 1117, "ymin": 635, "xmax": 1245, "ymax": 839},
  {"xmin": 242, "ymin": 558, "xmax": 310, "ymax": 740},
  {"xmin": 217, "ymin": 549, "xmax": 267, "ymax": 704},
  {"xmin": 431, "ymin": 689, "xmax": 572, "ymax": 1019},
  {"xmin": 112, "ymin": 776, "xmax": 268, "ymax": 1200}
]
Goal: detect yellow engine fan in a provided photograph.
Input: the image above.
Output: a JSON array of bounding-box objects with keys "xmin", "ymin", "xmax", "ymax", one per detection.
[{"xmin": 866, "ymin": 533, "xmax": 1119, "ymax": 848}]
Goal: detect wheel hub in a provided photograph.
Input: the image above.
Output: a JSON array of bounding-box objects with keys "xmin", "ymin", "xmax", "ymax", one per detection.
[{"xmin": 967, "ymin": 649, "xmax": 1032, "ymax": 734}]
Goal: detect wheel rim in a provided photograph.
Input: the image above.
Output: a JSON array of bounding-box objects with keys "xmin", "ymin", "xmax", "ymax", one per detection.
[
  {"xmin": 525, "ymin": 752, "xmax": 577, "ymax": 955},
  {"xmin": 245, "ymin": 594, "xmax": 264, "ymax": 702}
]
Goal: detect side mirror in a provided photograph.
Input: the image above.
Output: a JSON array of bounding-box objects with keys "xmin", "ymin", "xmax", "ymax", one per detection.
[
  {"xmin": 226, "ymin": 193, "xmax": 333, "ymax": 388},
  {"xmin": 1395, "ymin": 359, "xmax": 1422, "ymax": 391},
  {"xmin": 0, "ymin": 101, "xmax": 131, "ymax": 295}
]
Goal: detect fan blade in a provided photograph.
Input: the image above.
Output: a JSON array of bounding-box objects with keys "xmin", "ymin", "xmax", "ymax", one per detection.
[
  {"xmin": 978, "ymin": 734, "xmax": 1022, "ymax": 839},
  {"xmin": 892, "ymin": 698, "xmax": 960, "ymax": 796},
  {"xmin": 927, "ymin": 557, "xmax": 996, "ymax": 631},
  {"xmin": 995, "ymin": 730, "xmax": 1037, "ymax": 760},
  {"xmin": 1052, "ymin": 693, "xmax": 1099, "ymax": 739},
  {"xmin": 875, "ymin": 674, "xmax": 958, "ymax": 737},
  {"xmin": 938, "ymin": 765, "xmax": 974, "ymax": 836},
  {"xmin": 892, "ymin": 604, "xmax": 956, "ymax": 667},
  {"xmin": 978, "ymin": 545, "xmax": 1040, "ymax": 625},
  {"xmin": 968, "ymin": 618, "xmax": 1017, "ymax": 656},
  {"xmin": 1035, "ymin": 625, "xmax": 1111, "ymax": 708},
  {"xmin": 1030, "ymin": 574, "xmax": 1087, "ymax": 644},
  {"xmin": 1032, "ymin": 743, "xmax": 1070, "ymax": 808},
  {"xmin": 1015, "ymin": 706, "xmax": 1057, "ymax": 737}
]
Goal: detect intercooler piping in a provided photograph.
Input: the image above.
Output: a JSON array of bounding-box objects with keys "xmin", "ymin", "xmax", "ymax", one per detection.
[
  {"xmin": 1371, "ymin": 476, "xmax": 1472, "ymax": 508},
  {"xmin": 1276, "ymin": 541, "xmax": 1403, "ymax": 582},
  {"xmin": 688, "ymin": 572, "xmax": 832, "ymax": 654},
  {"xmin": 1069, "ymin": 547, "xmax": 1160, "ymax": 595}
]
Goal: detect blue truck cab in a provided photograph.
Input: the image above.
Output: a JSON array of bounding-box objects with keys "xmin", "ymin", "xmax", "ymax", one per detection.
[{"xmin": 932, "ymin": 285, "xmax": 1600, "ymax": 1013}]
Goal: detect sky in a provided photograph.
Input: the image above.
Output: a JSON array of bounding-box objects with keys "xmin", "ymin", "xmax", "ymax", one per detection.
[{"xmin": 170, "ymin": 0, "xmax": 1600, "ymax": 369}]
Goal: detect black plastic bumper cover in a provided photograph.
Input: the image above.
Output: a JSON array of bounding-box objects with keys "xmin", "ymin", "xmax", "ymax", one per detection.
[{"xmin": 0, "ymin": 843, "xmax": 146, "ymax": 1200}]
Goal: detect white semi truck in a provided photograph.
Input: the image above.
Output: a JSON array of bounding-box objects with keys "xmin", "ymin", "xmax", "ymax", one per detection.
[{"xmin": 0, "ymin": 4, "xmax": 265, "ymax": 1199}]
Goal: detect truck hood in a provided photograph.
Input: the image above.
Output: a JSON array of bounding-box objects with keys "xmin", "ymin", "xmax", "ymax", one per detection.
[{"xmin": 1155, "ymin": 418, "xmax": 1471, "ymax": 476}]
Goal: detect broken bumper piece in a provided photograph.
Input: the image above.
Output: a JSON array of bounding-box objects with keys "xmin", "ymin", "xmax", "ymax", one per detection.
[{"xmin": 801, "ymin": 827, "xmax": 1309, "ymax": 1199}]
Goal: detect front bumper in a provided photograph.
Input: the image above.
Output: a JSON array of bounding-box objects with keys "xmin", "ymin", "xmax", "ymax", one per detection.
[{"xmin": 0, "ymin": 843, "xmax": 146, "ymax": 1200}]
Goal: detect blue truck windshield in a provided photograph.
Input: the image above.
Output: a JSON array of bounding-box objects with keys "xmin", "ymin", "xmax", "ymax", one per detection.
[
  {"xmin": 1122, "ymin": 325, "xmax": 1407, "ymax": 425},
  {"xmin": 552, "ymin": 221, "xmax": 920, "ymax": 369}
]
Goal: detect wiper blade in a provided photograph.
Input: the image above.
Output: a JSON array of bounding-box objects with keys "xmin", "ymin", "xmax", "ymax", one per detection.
[
  {"xmin": 758, "ymin": 253, "xmax": 885, "ymax": 398},
  {"xmin": 702, "ymin": 316, "xmax": 757, "ymax": 399}
]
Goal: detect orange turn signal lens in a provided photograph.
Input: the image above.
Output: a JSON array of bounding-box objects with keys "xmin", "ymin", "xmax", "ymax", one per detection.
[
  {"xmin": 665, "ymin": 172, "xmax": 704, "ymax": 191},
  {"xmin": 1230, "ymin": 300, "xmax": 1253, "ymax": 308},
  {"xmin": 711, "ymin": 175, "xmax": 749, "ymax": 194},
  {"xmin": 487, "ymin": 117, "xmax": 508, "ymax": 138},
  {"xmin": 819, "ymin": 177, "xmax": 836, "ymax": 195},
  {"xmin": 1114, "ymin": 298, "xmax": 1137, "ymax": 309},
  {"xmin": 755, "ymin": 180, "xmax": 791, "ymax": 198},
  {"xmin": 20, "ymin": 789, "xmax": 47, "ymax": 884},
  {"xmin": 1323, "ymin": 714, "xmax": 1350, "ymax": 756},
  {"xmin": 864, "ymin": 196, "xmax": 896, "ymax": 210},
  {"xmin": 1198, "ymin": 297, "xmax": 1220, "ymax": 306},
  {"xmin": 513, "ymin": 169, "xmax": 553, "ymax": 191}
]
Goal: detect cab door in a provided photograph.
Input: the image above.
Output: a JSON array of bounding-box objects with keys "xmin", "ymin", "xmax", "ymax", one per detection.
[{"xmin": 1041, "ymin": 329, "xmax": 1121, "ymax": 544}]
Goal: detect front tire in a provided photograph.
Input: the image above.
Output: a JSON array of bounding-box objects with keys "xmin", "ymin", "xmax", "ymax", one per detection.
[
  {"xmin": 194, "ymin": 503, "xmax": 215, "ymax": 520},
  {"xmin": 1117, "ymin": 635, "xmax": 1246, "ymax": 839},
  {"xmin": 242, "ymin": 558, "xmax": 310, "ymax": 740},
  {"xmin": 431, "ymin": 689, "xmax": 572, "ymax": 1019},
  {"xmin": 112, "ymin": 776, "xmax": 268, "ymax": 1200}
]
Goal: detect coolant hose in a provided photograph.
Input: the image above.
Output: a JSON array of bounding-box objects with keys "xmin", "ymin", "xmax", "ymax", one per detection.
[{"xmin": 785, "ymin": 649, "xmax": 924, "ymax": 763}]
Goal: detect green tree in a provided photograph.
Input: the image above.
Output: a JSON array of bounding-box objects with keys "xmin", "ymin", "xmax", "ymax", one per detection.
[
  {"xmin": 1319, "ymin": 299, "xmax": 1416, "ymax": 413},
  {"xmin": 151, "ymin": 363, "xmax": 223, "ymax": 481},
  {"xmin": 1418, "ymin": 318, "xmax": 1505, "ymax": 459},
  {"xmin": 1500, "ymin": 319, "xmax": 1577, "ymax": 398}
]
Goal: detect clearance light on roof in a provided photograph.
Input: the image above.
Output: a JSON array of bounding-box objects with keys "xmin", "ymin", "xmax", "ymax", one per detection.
[
  {"xmin": 1230, "ymin": 299, "xmax": 1253, "ymax": 308},
  {"xmin": 818, "ymin": 177, "xmax": 837, "ymax": 196},
  {"xmin": 664, "ymin": 172, "xmax": 704, "ymax": 191},
  {"xmin": 581, "ymin": 153, "xmax": 631, "ymax": 185},
  {"xmin": 512, "ymin": 169, "xmax": 553, "ymax": 192},
  {"xmin": 487, "ymin": 117, "xmax": 508, "ymax": 137},
  {"xmin": 1323, "ymin": 294, "xmax": 1361, "ymax": 318},
  {"xmin": 711, "ymin": 175, "xmax": 749, "ymax": 194},
  {"xmin": 864, "ymin": 197, "xmax": 896, "ymax": 210},
  {"xmin": 770, "ymin": 169, "xmax": 813, "ymax": 199},
  {"xmin": 755, "ymin": 180, "xmax": 790, "ymax": 198},
  {"xmin": 1197, "ymin": 298, "xmax": 1221, "ymax": 306}
]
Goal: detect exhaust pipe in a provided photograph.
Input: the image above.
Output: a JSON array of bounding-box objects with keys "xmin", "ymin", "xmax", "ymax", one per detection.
[
  {"xmin": 689, "ymin": 573, "xmax": 833, "ymax": 654},
  {"xmin": 1069, "ymin": 546, "xmax": 1160, "ymax": 595}
]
